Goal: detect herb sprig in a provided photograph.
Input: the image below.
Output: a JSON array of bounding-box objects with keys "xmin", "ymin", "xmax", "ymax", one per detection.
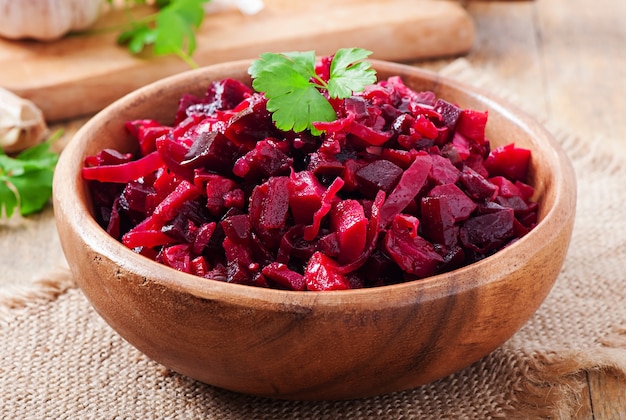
[
  {"xmin": 104, "ymin": 0, "xmax": 210, "ymax": 67},
  {"xmin": 248, "ymin": 48, "xmax": 377, "ymax": 134},
  {"xmin": 0, "ymin": 131, "xmax": 61, "ymax": 218}
]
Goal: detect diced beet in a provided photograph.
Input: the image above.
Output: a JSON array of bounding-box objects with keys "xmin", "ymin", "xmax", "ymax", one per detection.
[
  {"xmin": 307, "ymin": 152, "xmax": 345, "ymax": 176},
  {"xmin": 456, "ymin": 108, "xmax": 488, "ymax": 145},
  {"xmin": 221, "ymin": 214, "xmax": 251, "ymax": 245},
  {"xmin": 484, "ymin": 143, "xmax": 531, "ymax": 182},
  {"xmin": 329, "ymin": 199, "xmax": 367, "ymax": 264},
  {"xmin": 232, "ymin": 138, "xmax": 292, "ymax": 181},
  {"xmin": 427, "ymin": 183, "xmax": 476, "ymax": 222},
  {"xmin": 181, "ymin": 131, "xmax": 241, "ymax": 175},
  {"xmin": 304, "ymin": 252, "xmax": 351, "ymax": 291},
  {"xmin": 428, "ymin": 154, "xmax": 461, "ymax": 185},
  {"xmin": 224, "ymin": 94, "xmax": 276, "ymax": 149},
  {"xmin": 262, "ymin": 262, "xmax": 306, "ymax": 291},
  {"xmin": 383, "ymin": 228, "xmax": 443, "ymax": 278},
  {"xmin": 460, "ymin": 208, "xmax": 516, "ymax": 253},
  {"xmin": 434, "ymin": 99, "xmax": 461, "ymax": 143},
  {"xmin": 288, "ymin": 170, "xmax": 326, "ymax": 225},
  {"xmin": 259, "ymin": 176, "xmax": 290, "ymax": 230},
  {"xmin": 355, "ymin": 159, "xmax": 403, "ymax": 198},
  {"xmin": 420, "ymin": 196, "xmax": 458, "ymax": 247},
  {"xmin": 459, "ymin": 166, "xmax": 498, "ymax": 201},
  {"xmin": 379, "ymin": 153, "xmax": 432, "ymax": 226},
  {"xmin": 204, "ymin": 175, "xmax": 237, "ymax": 217}
]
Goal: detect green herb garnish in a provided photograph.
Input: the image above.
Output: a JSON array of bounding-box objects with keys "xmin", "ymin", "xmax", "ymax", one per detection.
[
  {"xmin": 248, "ymin": 48, "xmax": 377, "ymax": 134},
  {"xmin": 0, "ymin": 131, "xmax": 61, "ymax": 218},
  {"xmin": 104, "ymin": 0, "xmax": 210, "ymax": 67}
]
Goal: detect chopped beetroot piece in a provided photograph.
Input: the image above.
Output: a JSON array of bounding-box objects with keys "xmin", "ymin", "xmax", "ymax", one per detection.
[
  {"xmin": 355, "ymin": 159, "xmax": 403, "ymax": 198},
  {"xmin": 460, "ymin": 208, "xmax": 516, "ymax": 253},
  {"xmin": 459, "ymin": 166, "xmax": 498, "ymax": 201},
  {"xmin": 181, "ymin": 131, "xmax": 241, "ymax": 175},
  {"xmin": 262, "ymin": 262, "xmax": 306, "ymax": 291},
  {"xmin": 258, "ymin": 176, "xmax": 290, "ymax": 230},
  {"xmin": 341, "ymin": 159, "xmax": 366, "ymax": 192},
  {"xmin": 391, "ymin": 213, "xmax": 420, "ymax": 239},
  {"xmin": 412, "ymin": 114, "xmax": 438, "ymax": 139},
  {"xmin": 515, "ymin": 180, "xmax": 535, "ymax": 200},
  {"xmin": 428, "ymin": 154, "xmax": 461, "ymax": 185},
  {"xmin": 233, "ymin": 139, "xmax": 292, "ymax": 181},
  {"xmin": 82, "ymin": 151, "xmax": 163, "ymax": 184},
  {"xmin": 152, "ymin": 180, "xmax": 202, "ymax": 225},
  {"xmin": 427, "ymin": 183, "xmax": 477, "ymax": 222},
  {"xmin": 224, "ymin": 94, "xmax": 276, "ymax": 149},
  {"xmin": 158, "ymin": 244, "xmax": 192, "ymax": 273},
  {"xmin": 204, "ymin": 175, "xmax": 237, "ymax": 217},
  {"xmin": 192, "ymin": 222, "xmax": 216, "ymax": 255},
  {"xmin": 307, "ymin": 152, "xmax": 345, "ymax": 176},
  {"xmin": 190, "ymin": 255, "xmax": 210, "ymax": 277},
  {"xmin": 484, "ymin": 143, "xmax": 531, "ymax": 182},
  {"xmin": 489, "ymin": 175, "xmax": 524, "ymax": 198},
  {"xmin": 223, "ymin": 189, "xmax": 245, "ymax": 210},
  {"xmin": 204, "ymin": 78, "xmax": 253, "ymax": 113},
  {"xmin": 337, "ymin": 190, "xmax": 385, "ymax": 275},
  {"xmin": 288, "ymin": 170, "xmax": 326, "ymax": 225},
  {"xmin": 304, "ymin": 177, "xmax": 344, "ymax": 241},
  {"xmin": 318, "ymin": 232, "xmax": 340, "ymax": 258},
  {"xmin": 420, "ymin": 196, "xmax": 459, "ymax": 248},
  {"xmin": 329, "ymin": 199, "xmax": 367, "ymax": 264},
  {"xmin": 380, "ymin": 153, "xmax": 432, "ymax": 226},
  {"xmin": 304, "ymin": 252, "xmax": 351, "ymax": 291},
  {"xmin": 380, "ymin": 148, "xmax": 413, "ymax": 169},
  {"xmin": 383, "ymin": 228, "xmax": 443, "ymax": 278},
  {"xmin": 121, "ymin": 180, "xmax": 154, "ymax": 214},
  {"xmin": 221, "ymin": 214, "xmax": 251, "ymax": 245},
  {"xmin": 434, "ymin": 99, "xmax": 461, "ymax": 142},
  {"xmin": 125, "ymin": 119, "xmax": 170, "ymax": 156},
  {"xmin": 456, "ymin": 109, "xmax": 488, "ymax": 144}
]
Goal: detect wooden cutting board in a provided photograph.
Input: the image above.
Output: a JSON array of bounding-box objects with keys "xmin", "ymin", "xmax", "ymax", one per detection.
[{"xmin": 0, "ymin": 0, "xmax": 474, "ymax": 122}]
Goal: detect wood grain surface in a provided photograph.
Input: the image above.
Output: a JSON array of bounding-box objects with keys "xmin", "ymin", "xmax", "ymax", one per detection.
[{"xmin": 0, "ymin": 0, "xmax": 624, "ymax": 415}]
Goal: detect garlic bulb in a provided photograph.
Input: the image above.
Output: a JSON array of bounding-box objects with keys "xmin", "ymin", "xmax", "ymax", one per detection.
[
  {"xmin": 0, "ymin": 88, "xmax": 48, "ymax": 154},
  {"xmin": 0, "ymin": 0, "xmax": 105, "ymax": 41}
]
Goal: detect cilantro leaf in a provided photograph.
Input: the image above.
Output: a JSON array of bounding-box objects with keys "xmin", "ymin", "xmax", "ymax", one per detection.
[
  {"xmin": 0, "ymin": 133, "xmax": 60, "ymax": 218},
  {"xmin": 112, "ymin": 0, "xmax": 209, "ymax": 67},
  {"xmin": 327, "ymin": 47, "xmax": 378, "ymax": 99},
  {"xmin": 248, "ymin": 48, "xmax": 376, "ymax": 134}
]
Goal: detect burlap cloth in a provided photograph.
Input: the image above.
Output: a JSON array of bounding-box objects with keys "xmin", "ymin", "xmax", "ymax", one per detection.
[{"xmin": 1, "ymin": 60, "xmax": 625, "ymax": 419}]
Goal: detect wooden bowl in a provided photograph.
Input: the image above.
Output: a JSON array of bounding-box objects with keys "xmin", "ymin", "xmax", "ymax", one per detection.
[{"xmin": 53, "ymin": 60, "xmax": 576, "ymax": 400}]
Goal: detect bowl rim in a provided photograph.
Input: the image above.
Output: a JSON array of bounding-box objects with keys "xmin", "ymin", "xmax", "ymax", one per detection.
[{"xmin": 54, "ymin": 59, "xmax": 576, "ymax": 309}]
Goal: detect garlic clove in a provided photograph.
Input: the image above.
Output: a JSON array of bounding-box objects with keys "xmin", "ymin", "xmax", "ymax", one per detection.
[
  {"xmin": 0, "ymin": 88, "xmax": 48, "ymax": 154},
  {"xmin": 0, "ymin": 0, "xmax": 105, "ymax": 42}
]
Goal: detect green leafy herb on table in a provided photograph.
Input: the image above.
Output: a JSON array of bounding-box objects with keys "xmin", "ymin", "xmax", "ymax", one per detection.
[
  {"xmin": 0, "ymin": 132, "xmax": 60, "ymax": 218},
  {"xmin": 248, "ymin": 48, "xmax": 377, "ymax": 135},
  {"xmin": 103, "ymin": 0, "xmax": 210, "ymax": 67}
]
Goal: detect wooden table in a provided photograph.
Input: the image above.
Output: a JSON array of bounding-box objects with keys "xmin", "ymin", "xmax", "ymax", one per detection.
[{"xmin": 1, "ymin": 0, "xmax": 624, "ymax": 417}]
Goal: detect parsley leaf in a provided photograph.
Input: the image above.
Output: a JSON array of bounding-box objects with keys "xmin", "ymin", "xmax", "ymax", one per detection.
[
  {"xmin": 248, "ymin": 48, "xmax": 377, "ymax": 134},
  {"xmin": 0, "ymin": 132, "xmax": 60, "ymax": 218},
  {"xmin": 108, "ymin": 0, "xmax": 209, "ymax": 67}
]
